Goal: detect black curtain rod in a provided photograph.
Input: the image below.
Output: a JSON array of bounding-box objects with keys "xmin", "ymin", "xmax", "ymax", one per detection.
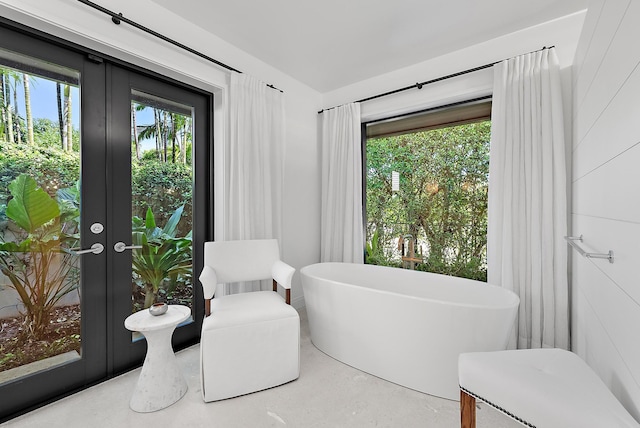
[
  {"xmin": 318, "ymin": 45, "xmax": 554, "ymax": 114},
  {"xmin": 76, "ymin": 0, "xmax": 283, "ymax": 92}
]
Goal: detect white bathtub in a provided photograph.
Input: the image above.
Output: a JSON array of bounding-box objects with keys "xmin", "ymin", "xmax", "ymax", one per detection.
[{"xmin": 300, "ymin": 262, "xmax": 519, "ymax": 400}]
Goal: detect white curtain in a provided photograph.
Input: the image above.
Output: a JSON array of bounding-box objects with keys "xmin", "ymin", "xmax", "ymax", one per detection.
[
  {"xmin": 225, "ymin": 72, "xmax": 285, "ymax": 292},
  {"xmin": 320, "ymin": 103, "xmax": 364, "ymax": 263},
  {"xmin": 487, "ymin": 48, "xmax": 569, "ymax": 350}
]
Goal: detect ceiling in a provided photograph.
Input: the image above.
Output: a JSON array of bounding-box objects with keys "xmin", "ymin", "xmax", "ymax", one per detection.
[{"xmin": 150, "ymin": 0, "xmax": 588, "ymax": 93}]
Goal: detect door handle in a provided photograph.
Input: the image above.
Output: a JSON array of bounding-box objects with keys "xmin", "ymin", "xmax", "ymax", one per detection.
[
  {"xmin": 70, "ymin": 243, "xmax": 105, "ymax": 255},
  {"xmin": 114, "ymin": 242, "xmax": 143, "ymax": 253}
]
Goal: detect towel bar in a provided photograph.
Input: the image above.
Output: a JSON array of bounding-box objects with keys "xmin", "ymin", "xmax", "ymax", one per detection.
[{"xmin": 565, "ymin": 235, "xmax": 614, "ymax": 263}]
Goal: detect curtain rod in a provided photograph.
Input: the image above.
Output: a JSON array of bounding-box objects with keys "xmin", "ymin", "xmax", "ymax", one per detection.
[
  {"xmin": 76, "ymin": 0, "xmax": 282, "ymax": 92},
  {"xmin": 318, "ymin": 45, "xmax": 553, "ymax": 114}
]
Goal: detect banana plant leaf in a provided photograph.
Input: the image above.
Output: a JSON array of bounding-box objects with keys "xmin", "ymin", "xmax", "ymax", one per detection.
[{"xmin": 6, "ymin": 174, "xmax": 60, "ymax": 233}]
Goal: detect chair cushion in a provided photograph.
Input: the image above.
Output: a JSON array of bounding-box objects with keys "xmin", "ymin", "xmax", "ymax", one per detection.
[
  {"xmin": 200, "ymin": 291, "xmax": 300, "ymax": 402},
  {"xmin": 458, "ymin": 349, "xmax": 639, "ymax": 427},
  {"xmin": 203, "ymin": 291, "xmax": 298, "ymax": 330}
]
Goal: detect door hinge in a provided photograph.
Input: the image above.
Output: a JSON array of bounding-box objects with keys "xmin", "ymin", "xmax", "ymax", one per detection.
[{"xmin": 87, "ymin": 54, "xmax": 104, "ymax": 64}]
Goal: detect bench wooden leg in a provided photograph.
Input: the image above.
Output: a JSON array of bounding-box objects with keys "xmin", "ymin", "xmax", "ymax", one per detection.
[{"xmin": 460, "ymin": 389, "xmax": 476, "ymax": 428}]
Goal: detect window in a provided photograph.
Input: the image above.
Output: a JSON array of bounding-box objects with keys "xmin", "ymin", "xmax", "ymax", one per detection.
[{"xmin": 364, "ymin": 101, "xmax": 491, "ymax": 281}]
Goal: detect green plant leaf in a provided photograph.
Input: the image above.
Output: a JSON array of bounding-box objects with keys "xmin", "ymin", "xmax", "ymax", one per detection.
[
  {"xmin": 144, "ymin": 206, "xmax": 156, "ymax": 230},
  {"xmin": 0, "ymin": 240, "xmax": 32, "ymax": 252},
  {"xmin": 130, "ymin": 205, "xmax": 192, "ymax": 308},
  {"xmin": 6, "ymin": 174, "xmax": 60, "ymax": 233},
  {"xmin": 56, "ymin": 185, "xmax": 79, "ymax": 206},
  {"xmin": 162, "ymin": 204, "xmax": 184, "ymax": 237}
]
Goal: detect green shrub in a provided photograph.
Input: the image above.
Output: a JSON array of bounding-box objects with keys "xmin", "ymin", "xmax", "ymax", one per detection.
[
  {"xmin": 131, "ymin": 159, "xmax": 192, "ymax": 237},
  {"xmin": 0, "ymin": 141, "xmax": 79, "ymax": 221},
  {"xmin": 365, "ymin": 121, "xmax": 490, "ymax": 282},
  {"xmin": 131, "ymin": 205, "xmax": 192, "ymax": 309}
]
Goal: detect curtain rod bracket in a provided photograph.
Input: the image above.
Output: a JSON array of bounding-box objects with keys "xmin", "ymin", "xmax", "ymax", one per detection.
[
  {"xmin": 267, "ymin": 83, "xmax": 284, "ymax": 93},
  {"xmin": 112, "ymin": 13, "xmax": 122, "ymax": 25}
]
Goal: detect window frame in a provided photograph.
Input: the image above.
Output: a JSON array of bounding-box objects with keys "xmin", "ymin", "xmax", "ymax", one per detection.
[{"xmin": 361, "ymin": 96, "xmax": 492, "ymax": 277}]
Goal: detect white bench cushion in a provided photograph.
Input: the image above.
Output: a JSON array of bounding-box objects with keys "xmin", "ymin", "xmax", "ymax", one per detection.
[{"xmin": 458, "ymin": 349, "xmax": 639, "ymax": 428}]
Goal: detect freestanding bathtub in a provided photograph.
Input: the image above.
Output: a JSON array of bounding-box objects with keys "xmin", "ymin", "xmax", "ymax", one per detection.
[{"xmin": 300, "ymin": 262, "xmax": 519, "ymax": 400}]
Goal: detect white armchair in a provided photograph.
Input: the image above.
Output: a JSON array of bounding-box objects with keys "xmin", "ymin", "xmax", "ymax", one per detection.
[{"xmin": 198, "ymin": 239, "xmax": 300, "ymax": 402}]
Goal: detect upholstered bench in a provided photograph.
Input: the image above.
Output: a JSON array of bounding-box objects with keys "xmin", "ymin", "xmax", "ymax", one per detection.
[{"xmin": 458, "ymin": 348, "xmax": 639, "ymax": 428}]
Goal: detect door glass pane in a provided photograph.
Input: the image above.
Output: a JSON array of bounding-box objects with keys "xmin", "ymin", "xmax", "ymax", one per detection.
[
  {"xmin": 0, "ymin": 48, "xmax": 82, "ymax": 384},
  {"xmin": 130, "ymin": 91, "xmax": 194, "ymax": 316}
]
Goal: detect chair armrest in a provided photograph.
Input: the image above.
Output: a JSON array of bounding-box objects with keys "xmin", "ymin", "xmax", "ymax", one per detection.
[
  {"xmin": 272, "ymin": 260, "xmax": 295, "ymax": 289},
  {"xmin": 199, "ymin": 265, "xmax": 218, "ymax": 299}
]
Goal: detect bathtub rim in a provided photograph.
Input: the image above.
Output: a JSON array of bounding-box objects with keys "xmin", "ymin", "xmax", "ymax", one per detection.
[{"xmin": 300, "ymin": 262, "xmax": 520, "ymax": 311}]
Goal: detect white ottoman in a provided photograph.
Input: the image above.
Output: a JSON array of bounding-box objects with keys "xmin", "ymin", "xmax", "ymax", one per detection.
[{"xmin": 458, "ymin": 348, "xmax": 639, "ymax": 428}]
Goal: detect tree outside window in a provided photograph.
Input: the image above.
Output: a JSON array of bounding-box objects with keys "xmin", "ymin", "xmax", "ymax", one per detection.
[{"xmin": 365, "ymin": 119, "xmax": 490, "ymax": 282}]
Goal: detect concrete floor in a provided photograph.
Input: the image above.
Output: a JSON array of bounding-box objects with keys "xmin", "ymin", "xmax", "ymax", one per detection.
[{"xmin": 2, "ymin": 309, "xmax": 521, "ymax": 428}]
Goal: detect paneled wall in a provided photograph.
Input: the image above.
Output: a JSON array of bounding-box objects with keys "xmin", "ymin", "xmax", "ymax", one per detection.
[{"xmin": 572, "ymin": 0, "xmax": 640, "ymax": 419}]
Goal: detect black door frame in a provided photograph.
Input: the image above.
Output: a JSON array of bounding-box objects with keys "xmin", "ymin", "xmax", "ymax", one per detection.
[
  {"xmin": 108, "ymin": 63, "xmax": 209, "ymax": 373},
  {"xmin": 0, "ymin": 17, "xmax": 211, "ymax": 422},
  {"xmin": 0, "ymin": 22, "xmax": 110, "ymax": 422}
]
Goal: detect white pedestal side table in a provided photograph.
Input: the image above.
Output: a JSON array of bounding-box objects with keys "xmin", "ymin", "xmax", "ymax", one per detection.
[{"xmin": 124, "ymin": 304, "xmax": 191, "ymax": 412}]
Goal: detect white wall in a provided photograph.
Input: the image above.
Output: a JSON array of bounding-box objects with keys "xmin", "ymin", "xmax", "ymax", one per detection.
[
  {"xmin": 0, "ymin": 0, "xmax": 322, "ymax": 308},
  {"xmin": 571, "ymin": 0, "xmax": 640, "ymax": 420}
]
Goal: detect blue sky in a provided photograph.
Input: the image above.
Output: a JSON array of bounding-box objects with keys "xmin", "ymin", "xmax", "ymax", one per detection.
[
  {"xmin": 16, "ymin": 75, "xmax": 156, "ymax": 126},
  {"xmin": 12, "ymin": 74, "xmax": 158, "ymax": 151},
  {"xmin": 13, "ymin": 76, "xmax": 80, "ymax": 128}
]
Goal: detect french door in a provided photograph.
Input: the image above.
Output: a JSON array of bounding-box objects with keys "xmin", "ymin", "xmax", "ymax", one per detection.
[{"xmin": 0, "ymin": 22, "xmax": 209, "ymax": 421}]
